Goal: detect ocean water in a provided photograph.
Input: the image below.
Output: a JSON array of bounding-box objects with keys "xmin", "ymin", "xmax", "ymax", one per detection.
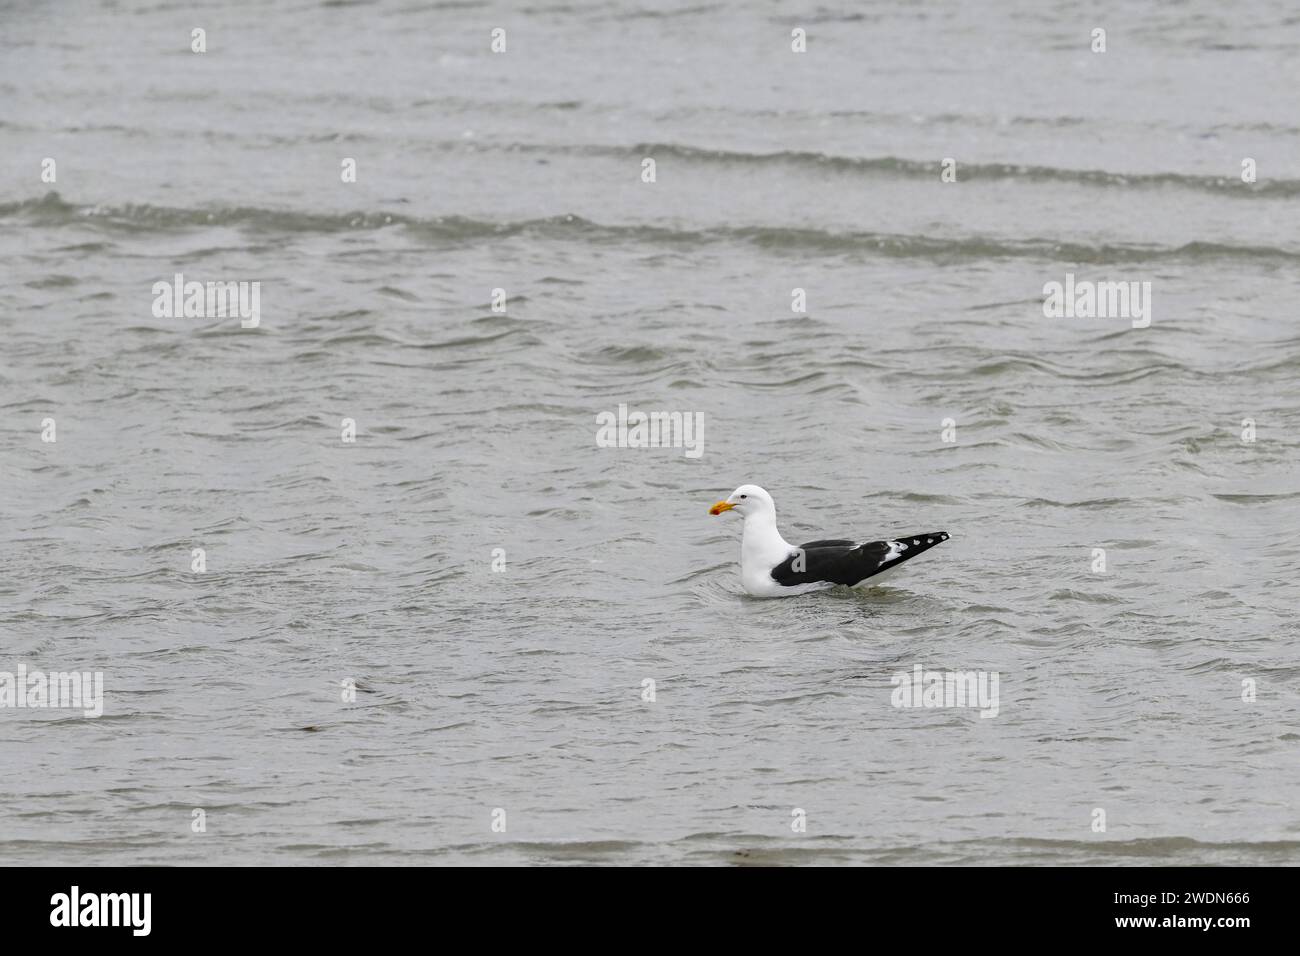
[{"xmin": 1, "ymin": 0, "xmax": 1299, "ymax": 865}]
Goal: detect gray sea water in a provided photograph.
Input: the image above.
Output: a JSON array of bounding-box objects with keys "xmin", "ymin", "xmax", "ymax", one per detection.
[{"xmin": 2, "ymin": 0, "xmax": 1299, "ymax": 866}]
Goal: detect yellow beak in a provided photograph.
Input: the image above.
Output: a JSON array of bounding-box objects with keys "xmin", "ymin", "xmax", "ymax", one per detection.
[{"xmin": 709, "ymin": 500, "xmax": 735, "ymax": 515}]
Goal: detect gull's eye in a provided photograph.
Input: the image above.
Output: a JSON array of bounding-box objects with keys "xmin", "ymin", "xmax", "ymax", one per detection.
[{"xmin": 739, "ymin": 494, "xmax": 747, "ymax": 499}]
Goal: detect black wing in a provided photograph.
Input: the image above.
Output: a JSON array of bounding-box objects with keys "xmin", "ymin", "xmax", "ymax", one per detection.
[{"xmin": 770, "ymin": 532, "xmax": 950, "ymax": 587}]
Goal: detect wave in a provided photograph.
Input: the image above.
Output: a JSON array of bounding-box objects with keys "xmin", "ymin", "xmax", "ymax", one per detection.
[
  {"xmin": 351, "ymin": 135, "xmax": 1300, "ymax": 198},
  {"xmin": 6, "ymin": 193, "xmax": 1298, "ymax": 264},
  {"xmin": 620, "ymin": 143, "xmax": 1300, "ymax": 198},
  {"xmin": 10, "ymin": 111, "xmax": 1293, "ymax": 198}
]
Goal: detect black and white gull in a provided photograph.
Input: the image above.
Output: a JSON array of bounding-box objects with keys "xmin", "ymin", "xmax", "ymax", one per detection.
[{"xmin": 709, "ymin": 484, "xmax": 949, "ymax": 598}]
